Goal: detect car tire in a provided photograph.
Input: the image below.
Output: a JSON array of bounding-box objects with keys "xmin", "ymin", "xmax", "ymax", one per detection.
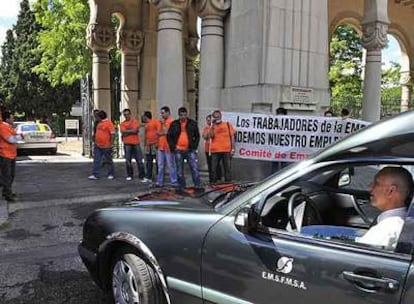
[{"xmin": 111, "ymin": 248, "xmax": 161, "ymax": 304}]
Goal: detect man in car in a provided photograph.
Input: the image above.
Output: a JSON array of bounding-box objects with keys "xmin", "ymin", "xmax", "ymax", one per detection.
[
  {"xmin": 0, "ymin": 111, "xmax": 22, "ymax": 201},
  {"xmin": 356, "ymin": 166, "xmax": 414, "ymax": 250}
]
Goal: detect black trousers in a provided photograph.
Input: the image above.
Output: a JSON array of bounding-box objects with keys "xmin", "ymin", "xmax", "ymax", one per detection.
[
  {"xmin": 0, "ymin": 156, "xmax": 16, "ymax": 198},
  {"xmin": 211, "ymin": 152, "xmax": 232, "ymax": 183},
  {"xmin": 205, "ymin": 152, "xmax": 223, "ymax": 183}
]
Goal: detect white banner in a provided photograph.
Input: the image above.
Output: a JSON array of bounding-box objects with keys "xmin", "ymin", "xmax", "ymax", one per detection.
[{"xmin": 221, "ymin": 112, "xmax": 369, "ymax": 162}]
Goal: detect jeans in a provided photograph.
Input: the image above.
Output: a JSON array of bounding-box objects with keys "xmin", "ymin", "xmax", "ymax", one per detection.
[
  {"xmin": 92, "ymin": 146, "xmax": 114, "ymax": 177},
  {"xmin": 156, "ymin": 150, "xmax": 178, "ymax": 186},
  {"xmin": 0, "ymin": 156, "xmax": 16, "ymax": 198},
  {"xmin": 175, "ymin": 150, "xmax": 201, "ymax": 188},
  {"xmin": 211, "ymin": 152, "xmax": 232, "ymax": 183},
  {"xmin": 124, "ymin": 144, "xmax": 145, "ymax": 179}
]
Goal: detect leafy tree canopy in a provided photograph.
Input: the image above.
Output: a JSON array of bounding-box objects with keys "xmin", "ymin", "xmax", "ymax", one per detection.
[
  {"xmin": 33, "ymin": 0, "xmax": 91, "ymax": 86},
  {"xmin": 0, "ymin": 0, "xmax": 79, "ymax": 119}
]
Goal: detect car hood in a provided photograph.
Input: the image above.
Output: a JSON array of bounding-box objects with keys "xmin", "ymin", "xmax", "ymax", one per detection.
[
  {"xmin": 123, "ymin": 197, "xmax": 213, "ymax": 212},
  {"xmin": 116, "ymin": 183, "xmax": 255, "ymax": 213}
]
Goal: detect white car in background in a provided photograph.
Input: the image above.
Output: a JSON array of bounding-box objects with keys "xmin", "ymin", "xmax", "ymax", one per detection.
[{"xmin": 15, "ymin": 122, "xmax": 58, "ymax": 155}]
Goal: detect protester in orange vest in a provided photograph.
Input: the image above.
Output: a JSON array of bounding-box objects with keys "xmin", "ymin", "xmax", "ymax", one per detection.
[
  {"xmin": 155, "ymin": 106, "xmax": 178, "ymax": 187},
  {"xmin": 0, "ymin": 111, "xmax": 22, "ymax": 201},
  {"xmin": 202, "ymin": 114, "xmax": 222, "ymax": 183},
  {"xmin": 120, "ymin": 108, "xmax": 148, "ymax": 182},
  {"xmin": 142, "ymin": 111, "xmax": 158, "ymax": 181},
  {"xmin": 88, "ymin": 110, "xmax": 115, "ymax": 180},
  {"xmin": 208, "ymin": 110, "xmax": 236, "ymax": 183}
]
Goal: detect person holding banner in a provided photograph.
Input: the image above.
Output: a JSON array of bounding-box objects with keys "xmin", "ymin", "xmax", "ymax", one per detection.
[
  {"xmin": 208, "ymin": 110, "xmax": 236, "ymax": 183},
  {"xmin": 202, "ymin": 114, "xmax": 222, "ymax": 183}
]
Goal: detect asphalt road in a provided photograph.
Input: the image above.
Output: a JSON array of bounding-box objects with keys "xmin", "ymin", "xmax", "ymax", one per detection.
[{"xmin": 0, "ymin": 201, "xmax": 113, "ymax": 304}]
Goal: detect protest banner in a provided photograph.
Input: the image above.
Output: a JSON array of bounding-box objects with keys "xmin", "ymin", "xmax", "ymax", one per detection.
[{"xmin": 221, "ymin": 112, "xmax": 369, "ymax": 162}]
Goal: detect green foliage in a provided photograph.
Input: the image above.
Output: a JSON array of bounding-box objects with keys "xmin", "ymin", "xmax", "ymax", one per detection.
[
  {"xmin": 0, "ymin": 0, "xmax": 79, "ymax": 119},
  {"xmin": 329, "ymin": 25, "xmax": 404, "ymax": 117},
  {"xmin": 0, "ymin": 30, "xmax": 16, "ymax": 105},
  {"xmin": 33, "ymin": 0, "xmax": 91, "ymax": 86},
  {"xmin": 329, "ymin": 24, "xmax": 363, "ymax": 108}
]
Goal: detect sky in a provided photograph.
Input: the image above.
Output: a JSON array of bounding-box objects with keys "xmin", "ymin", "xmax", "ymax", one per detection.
[
  {"xmin": 0, "ymin": 0, "xmax": 403, "ymax": 68},
  {"xmin": 0, "ymin": 0, "xmax": 21, "ymax": 47}
]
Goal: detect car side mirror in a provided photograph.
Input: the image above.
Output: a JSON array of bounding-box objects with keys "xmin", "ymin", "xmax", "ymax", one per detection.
[{"xmin": 235, "ymin": 206, "xmax": 258, "ymax": 234}]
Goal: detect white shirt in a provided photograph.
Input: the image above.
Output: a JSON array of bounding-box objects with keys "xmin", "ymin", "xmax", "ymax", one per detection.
[{"xmin": 356, "ymin": 207, "xmax": 407, "ymax": 250}]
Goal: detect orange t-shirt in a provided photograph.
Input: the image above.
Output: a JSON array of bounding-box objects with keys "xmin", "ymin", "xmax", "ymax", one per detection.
[
  {"xmin": 176, "ymin": 120, "xmax": 189, "ymax": 151},
  {"xmin": 157, "ymin": 116, "xmax": 173, "ymax": 151},
  {"xmin": 120, "ymin": 119, "xmax": 140, "ymax": 145},
  {"xmin": 145, "ymin": 119, "xmax": 159, "ymax": 146},
  {"xmin": 202, "ymin": 125, "xmax": 211, "ymax": 153},
  {"xmin": 95, "ymin": 119, "xmax": 115, "ymax": 148},
  {"xmin": 0, "ymin": 122, "xmax": 17, "ymax": 159},
  {"xmin": 210, "ymin": 122, "xmax": 235, "ymax": 153}
]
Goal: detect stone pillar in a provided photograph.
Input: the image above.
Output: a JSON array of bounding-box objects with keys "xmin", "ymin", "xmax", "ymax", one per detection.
[
  {"xmin": 87, "ymin": 23, "xmax": 116, "ymax": 116},
  {"xmin": 150, "ymin": 0, "xmax": 189, "ymax": 113},
  {"xmin": 361, "ymin": 0, "xmax": 389, "ymax": 122},
  {"xmin": 400, "ymin": 71, "xmax": 413, "ymax": 112},
  {"xmin": 196, "ymin": 0, "xmax": 231, "ymax": 124},
  {"xmin": 118, "ymin": 29, "xmax": 145, "ymax": 118},
  {"xmin": 185, "ymin": 36, "xmax": 199, "ymax": 118}
]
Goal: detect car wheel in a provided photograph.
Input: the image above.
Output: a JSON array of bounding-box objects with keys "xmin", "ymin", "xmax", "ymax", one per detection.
[{"xmin": 111, "ymin": 248, "xmax": 160, "ymax": 304}]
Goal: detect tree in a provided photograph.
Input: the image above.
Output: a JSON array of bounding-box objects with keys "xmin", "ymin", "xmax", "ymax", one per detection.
[
  {"xmin": 0, "ymin": 0, "xmax": 79, "ymax": 119},
  {"xmin": 33, "ymin": 0, "xmax": 91, "ymax": 86},
  {"xmin": 0, "ymin": 30, "xmax": 16, "ymax": 106},
  {"xmin": 329, "ymin": 24, "xmax": 364, "ymax": 115},
  {"xmin": 381, "ymin": 61, "xmax": 402, "ymax": 115}
]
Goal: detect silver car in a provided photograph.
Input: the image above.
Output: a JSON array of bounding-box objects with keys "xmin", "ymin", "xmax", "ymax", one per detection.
[{"xmin": 15, "ymin": 122, "xmax": 57, "ymax": 155}]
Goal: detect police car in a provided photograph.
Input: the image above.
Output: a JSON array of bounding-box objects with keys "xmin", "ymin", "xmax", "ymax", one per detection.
[{"xmin": 15, "ymin": 122, "xmax": 57, "ymax": 155}]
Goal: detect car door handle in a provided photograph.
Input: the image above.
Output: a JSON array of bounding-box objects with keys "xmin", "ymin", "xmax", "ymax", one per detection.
[{"xmin": 342, "ymin": 271, "xmax": 399, "ymax": 292}]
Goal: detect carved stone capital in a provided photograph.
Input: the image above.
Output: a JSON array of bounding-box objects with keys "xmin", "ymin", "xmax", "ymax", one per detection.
[
  {"xmin": 361, "ymin": 21, "xmax": 388, "ymax": 51},
  {"xmin": 87, "ymin": 23, "xmax": 116, "ymax": 51},
  {"xmin": 185, "ymin": 36, "xmax": 199, "ymax": 59},
  {"xmin": 195, "ymin": 0, "xmax": 231, "ymax": 17},
  {"xmin": 149, "ymin": 0, "xmax": 189, "ymax": 11},
  {"xmin": 118, "ymin": 29, "xmax": 144, "ymax": 54}
]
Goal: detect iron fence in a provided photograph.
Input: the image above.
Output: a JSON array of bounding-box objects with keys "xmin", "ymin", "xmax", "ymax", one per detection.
[{"xmin": 330, "ymin": 96, "xmax": 412, "ymax": 119}]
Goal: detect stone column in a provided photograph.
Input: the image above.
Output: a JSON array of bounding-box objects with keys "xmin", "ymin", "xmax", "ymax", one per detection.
[
  {"xmin": 400, "ymin": 71, "xmax": 413, "ymax": 112},
  {"xmin": 118, "ymin": 29, "xmax": 145, "ymax": 118},
  {"xmin": 185, "ymin": 36, "xmax": 199, "ymax": 118},
  {"xmin": 87, "ymin": 23, "xmax": 116, "ymax": 116},
  {"xmin": 361, "ymin": 0, "xmax": 389, "ymax": 122},
  {"xmin": 149, "ymin": 0, "xmax": 189, "ymax": 113},
  {"xmin": 196, "ymin": 0, "xmax": 231, "ymax": 124}
]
